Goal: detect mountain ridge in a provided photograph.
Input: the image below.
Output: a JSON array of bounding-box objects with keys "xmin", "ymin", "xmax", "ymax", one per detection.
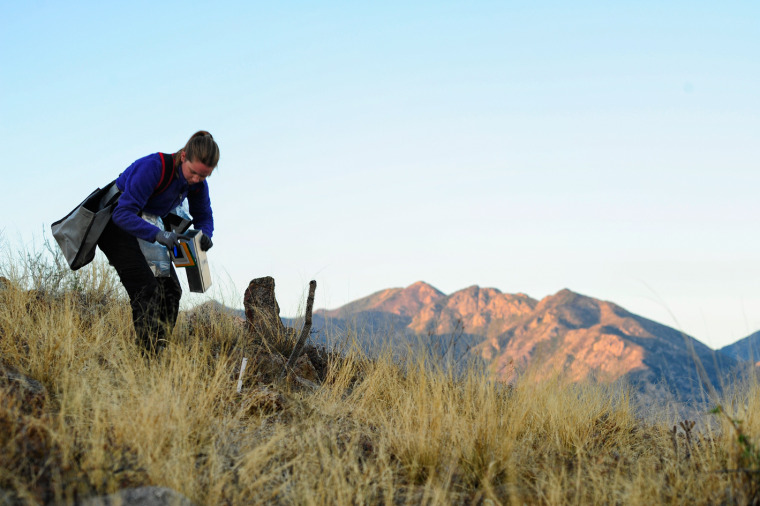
[
  {"xmin": 308, "ymin": 282, "xmax": 746, "ymax": 403},
  {"xmin": 720, "ymin": 330, "xmax": 760, "ymax": 365}
]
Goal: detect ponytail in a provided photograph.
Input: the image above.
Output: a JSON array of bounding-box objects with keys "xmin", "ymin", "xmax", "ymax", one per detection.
[{"xmin": 173, "ymin": 130, "xmax": 220, "ymax": 169}]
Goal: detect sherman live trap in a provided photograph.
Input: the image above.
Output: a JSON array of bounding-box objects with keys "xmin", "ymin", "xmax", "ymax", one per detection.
[{"xmin": 169, "ymin": 229, "xmax": 212, "ymax": 293}]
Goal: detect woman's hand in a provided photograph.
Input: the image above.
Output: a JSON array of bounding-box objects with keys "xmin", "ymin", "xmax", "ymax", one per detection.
[{"xmin": 155, "ymin": 231, "xmax": 181, "ymax": 248}]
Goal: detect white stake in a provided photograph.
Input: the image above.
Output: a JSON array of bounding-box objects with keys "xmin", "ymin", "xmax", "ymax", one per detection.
[{"xmin": 236, "ymin": 357, "xmax": 248, "ymax": 393}]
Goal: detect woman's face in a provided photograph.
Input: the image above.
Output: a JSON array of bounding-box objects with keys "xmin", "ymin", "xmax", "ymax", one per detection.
[{"xmin": 180, "ymin": 152, "xmax": 214, "ymax": 184}]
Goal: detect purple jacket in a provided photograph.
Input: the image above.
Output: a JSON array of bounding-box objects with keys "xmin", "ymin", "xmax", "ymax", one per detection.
[{"xmin": 112, "ymin": 153, "xmax": 214, "ymax": 242}]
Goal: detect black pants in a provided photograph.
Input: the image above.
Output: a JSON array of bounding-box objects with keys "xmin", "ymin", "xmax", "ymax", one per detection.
[{"xmin": 98, "ymin": 219, "xmax": 182, "ymax": 354}]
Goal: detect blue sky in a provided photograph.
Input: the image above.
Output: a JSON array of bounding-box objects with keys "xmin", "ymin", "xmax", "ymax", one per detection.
[{"xmin": 1, "ymin": 1, "xmax": 758, "ymax": 348}]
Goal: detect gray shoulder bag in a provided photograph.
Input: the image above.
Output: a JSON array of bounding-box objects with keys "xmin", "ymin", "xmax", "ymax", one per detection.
[{"xmin": 51, "ymin": 181, "xmax": 122, "ymax": 271}]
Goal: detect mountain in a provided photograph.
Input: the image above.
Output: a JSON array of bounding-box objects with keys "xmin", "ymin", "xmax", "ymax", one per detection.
[
  {"xmin": 476, "ymin": 288, "xmax": 737, "ymax": 403},
  {"xmin": 311, "ymin": 282, "xmax": 740, "ymax": 403},
  {"xmin": 720, "ymin": 330, "xmax": 760, "ymax": 365},
  {"xmin": 319, "ymin": 281, "xmax": 536, "ymax": 338},
  {"xmin": 322, "ymin": 281, "xmax": 447, "ymax": 321}
]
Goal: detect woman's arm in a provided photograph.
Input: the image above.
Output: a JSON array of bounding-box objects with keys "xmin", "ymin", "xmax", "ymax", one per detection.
[
  {"xmin": 112, "ymin": 154, "xmax": 164, "ymax": 242},
  {"xmin": 187, "ymin": 181, "xmax": 214, "ymax": 239}
]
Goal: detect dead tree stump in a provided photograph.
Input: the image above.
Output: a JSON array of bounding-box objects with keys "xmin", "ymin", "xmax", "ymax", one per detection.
[
  {"xmin": 244, "ymin": 276, "xmax": 287, "ymax": 337},
  {"xmin": 243, "ymin": 276, "xmax": 319, "ymax": 385}
]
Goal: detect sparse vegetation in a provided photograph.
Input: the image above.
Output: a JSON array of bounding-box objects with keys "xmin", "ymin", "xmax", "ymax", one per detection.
[{"xmin": 1, "ymin": 247, "xmax": 759, "ymax": 505}]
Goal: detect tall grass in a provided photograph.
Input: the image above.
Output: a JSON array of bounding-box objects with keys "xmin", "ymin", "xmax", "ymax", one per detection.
[{"xmin": 0, "ymin": 247, "xmax": 758, "ymax": 504}]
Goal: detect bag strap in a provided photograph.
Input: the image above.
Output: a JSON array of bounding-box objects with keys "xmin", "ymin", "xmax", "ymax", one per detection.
[
  {"xmin": 154, "ymin": 153, "xmax": 176, "ymax": 196},
  {"xmin": 154, "ymin": 152, "xmax": 203, "ymax": 197},
  {"xmin": 98, "ymin": 181, "xmax": 122, "ymax": 209}
]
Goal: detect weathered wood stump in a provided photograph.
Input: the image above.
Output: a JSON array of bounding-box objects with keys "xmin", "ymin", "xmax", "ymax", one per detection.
[
  {"xmin": 243, "ymin": 277, "xmax": 318, "ymax": 383},
  {"xmin": 244, "ymin": 276, "xmax": 287, "ymax": 336}
]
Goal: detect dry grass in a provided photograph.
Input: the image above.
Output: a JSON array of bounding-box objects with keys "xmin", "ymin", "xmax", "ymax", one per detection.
[{"xmin": 0, "ymin": 250, "xmax": 759, "ymax": 505}]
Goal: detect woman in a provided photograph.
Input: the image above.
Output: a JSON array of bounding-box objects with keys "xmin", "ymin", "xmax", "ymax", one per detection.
[{"xmin": 98, "ymin": 131, "xmax": 218, "ymax": 354}]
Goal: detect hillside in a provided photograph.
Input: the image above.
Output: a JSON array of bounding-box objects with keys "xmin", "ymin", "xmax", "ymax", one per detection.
[
  {"xmin": 721, "ymin": 330, "xmax": 760, "ymax": 365},
  {"xmin": 2, "ymin": 263, "xmax": 760, "ymax": 504},
  {"xmin": 312, "ymin": 282, "xmax": 740, "ymax": 403}
]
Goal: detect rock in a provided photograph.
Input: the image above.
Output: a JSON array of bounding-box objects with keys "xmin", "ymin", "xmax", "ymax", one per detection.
[
  {"xmin": 78, "ymin": 486, "xmax": 195, "ymax": 506},
  {"xmin": 0, "ymin": 364, "xmax": 54, "ymax": 504},
  {"xmin": 291, "ymin": 375, "xmax": 320, "ymax": 391},
  {"xmin": 0, "ymin": 361, "xmax": 48, "ymax": 415},
  {"xmin": 0, "ymin": 487, "xmax": 19, "ymax": 505},
  {"xmin": 247, "ymin": 347, "xmax": 319, "ymax": 385},
  {"xmin": 251, "ymin": 352, "xmax": 286, "ymax": 383},
  {"xmin": 304, "ymin": 345, "xmax": 330, "ymax": 382},
  {"xmin": 246, "ymin": 386, "xmax": 287, "ymax": 414},
  {"xmin": 293, "ymin": 354, "xmax": 319, "ymax": 383}
]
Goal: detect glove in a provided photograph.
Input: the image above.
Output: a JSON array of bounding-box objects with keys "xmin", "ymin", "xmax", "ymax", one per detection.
[
  {"xmin": 200, "ymin": 234, "xmax": 213, "ymax": 251},
  {"xmin": 155, "ymin": 231, "xmax": 181, "ymax": 248}
]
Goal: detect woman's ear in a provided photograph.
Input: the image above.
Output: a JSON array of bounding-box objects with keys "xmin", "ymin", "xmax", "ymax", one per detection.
[{"xmin": 180, "ymin": 150, "xmax": 186, "ymax": 163}]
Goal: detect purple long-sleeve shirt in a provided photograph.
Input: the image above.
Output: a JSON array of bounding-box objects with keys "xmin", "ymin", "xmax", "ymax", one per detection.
[{"xmin": 112, "ymin": 153, "xmax": 214, "ymax": 242}]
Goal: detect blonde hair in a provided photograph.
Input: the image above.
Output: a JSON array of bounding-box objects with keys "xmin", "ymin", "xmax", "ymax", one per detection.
[{"xmin": 173, "ymin": 131, "xmax": 220, "ymax": 169}]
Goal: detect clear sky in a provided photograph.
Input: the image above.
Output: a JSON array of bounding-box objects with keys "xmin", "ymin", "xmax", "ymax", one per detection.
[{"xmin": 1, "ymin": 1, "xmax": 758, "ymax": 349}]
